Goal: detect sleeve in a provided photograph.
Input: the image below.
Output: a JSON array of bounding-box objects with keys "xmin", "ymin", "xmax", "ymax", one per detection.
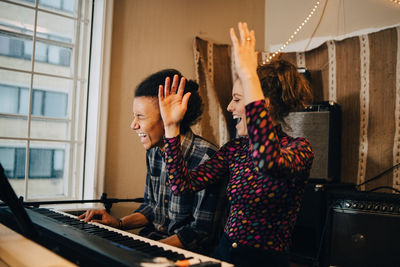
[
  {"xmin": 245, "ymin": 100, "xmax": 314, "ymax": 178},
  {"xmin": 175, "ymin": 189, "xmax": 217, "ymax": 251},
  {"xmin": 172, "ymin": 144, "xmax": 224, "ymax": 251},
  {"xmin": 164, "ymin": 137, "xmax": 229, "ymax": 195},
  {"xmin": 134, "ymin": 156, "xmax": 155, "ymax": 222}
]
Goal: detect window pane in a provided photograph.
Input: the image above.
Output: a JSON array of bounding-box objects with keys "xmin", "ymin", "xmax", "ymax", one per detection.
[
  {"xmin": 32, "ymin": 90, "xmax": 44, "ymax": 116},
  {"xmin": 48, "ymin": 44, "xmax": 72, "ymax": 67},
  {"xmin": 27, "ymin": 142, "xmax": 68, "ymax": 198},
  {"xmin": 0, "ymin": 70, "xmax": 30, "ymax": 139},
  {"xmin": 1, "ymin": 140, "xmax": 26, "ymax": 197},
  {"xmin": 0, "ymin": 2, "xmax": 35, "ymax": 37},
  {"xmin": 62, "ymin": 0, "xmax": 76, "ymax": 13},
  {"xmin": 31, "ymin": 74, "xmax": 71, "ymax": 140},
  {"xmin": 44, "ymin": 91, "xmax": 68, "ymax": 118},
  {"xmin": 0, "ymin": 32, "xmax": 33, "ymax": 71},
  {"xmin": 0, "ymin": 84, "xmax": 19, "ymax": 114},
  {"xmin": 34, "ymin": 41, "xmax": 48, "ymax": 62},
  {"xmin": 0, "ymin": 147, "xmax": 15, "ymax": 177},
  {"xmin": 39, "ymin": 0, "xmax": 62, "ymax": 10},
  {"xmin": 38, "ymin": 0, "xmax": 77, "ymax": 15},
  {"xmin": 48, "ymin": 45, "xmax": 60, "ymax": 65},
  {"xmin": 19, "ymin": 88, "xmax": 29, "ymax": 115},
  {"xmin": 15, "ymin": 148, "xmax": 26, "ymax": 178},
  {"xmin": 29, "ymin": 148, "xmax": 52, "ymax": 177},
  {"xmin": 0, "ymin": 34, "xmax": 10, "ymax": 55},
  {"xmin": 35, "ymin": 11, "xmax": 75, "ymax": 77}
]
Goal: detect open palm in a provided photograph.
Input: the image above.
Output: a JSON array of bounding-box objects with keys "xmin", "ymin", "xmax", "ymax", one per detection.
[{"xmin": 158, "ymin": 75, "xmax": 191, "ymax": 137}]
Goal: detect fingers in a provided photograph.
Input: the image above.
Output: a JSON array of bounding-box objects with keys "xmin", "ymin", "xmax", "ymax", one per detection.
[
  {"xmin": 230, "ymin": 27, "xmax": 239, "ymax": 50},
  {"xmin": 78, "ymin": 209, "xmax": 104, "ymax": 223},
  {"xmin": 238, "ymin": 21, "xmax": 246, "ymax": 44},
  {"xmin": 232, "ymin": 22, "xmax": 255, "ymax": 48},
  {"xmin": 177, "ymin": 77, "xmax": 186, "ymax": 97},
  {"xmin": 158, "ymin": 85, "xmax": 164, "ymax": 101},
  {"xmin": 77, "ymin": 212, "xmax": 86, "ymax": 220},
  {"xmin": 164, "ymin": 76, "xmax": 171, "ymax": 97},
  {"xmin": 171, "ymin": 74, "xmax": 179, "ymax": 94},
  {"xmin": 182, "ymin": 92, "xmax": 191, "ymax": 108},
  {"xmin": 160, "ymin": 76, "xmax": 186, "ymax": 100}
]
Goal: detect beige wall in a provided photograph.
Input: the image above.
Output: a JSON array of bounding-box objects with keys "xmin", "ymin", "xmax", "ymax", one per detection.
[{"xmin": 105, "ymin": 0, "xmax": 265, "ymax": 210}]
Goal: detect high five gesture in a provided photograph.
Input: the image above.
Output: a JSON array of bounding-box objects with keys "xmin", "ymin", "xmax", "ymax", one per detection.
[{"xmin": 158, "ymin": 74, "xmax": 191, "ymax": 138}]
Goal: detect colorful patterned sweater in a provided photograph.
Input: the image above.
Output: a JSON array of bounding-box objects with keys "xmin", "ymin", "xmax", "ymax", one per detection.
[{"xmin": 164, "ymin": 100, "xmax": 314, "ymax": 251}]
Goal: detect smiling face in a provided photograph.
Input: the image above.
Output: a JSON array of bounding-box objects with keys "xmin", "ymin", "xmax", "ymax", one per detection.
[
  {"xmin": 227, "ymin": 80, "xmax": 248, "ymax": 136},
  {"xmin": 130, "ymin": 97, "xmax": 165, "ymax": 150}
]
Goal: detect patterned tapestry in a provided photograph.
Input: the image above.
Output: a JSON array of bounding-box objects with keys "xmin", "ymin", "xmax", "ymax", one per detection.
[{"xmin": 193, "ymin": 25, "xmax": 400, "ymax": 192}]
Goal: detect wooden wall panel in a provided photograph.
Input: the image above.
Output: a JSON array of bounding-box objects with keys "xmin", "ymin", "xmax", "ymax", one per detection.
[
  {"xmin": 305, "ymin": 44, "xmax": 329, "ymax": 102},
  {"xmin": 365, "ymin": 28, "xmax": 398, "ymax": 191},
  {"xmin": 335, "ymin": 36, "xmax": 361, "ymax": 184}
]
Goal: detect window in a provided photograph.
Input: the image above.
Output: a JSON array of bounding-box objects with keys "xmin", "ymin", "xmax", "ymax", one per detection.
[{"xmin": 0, "ymin": 0, "xmax": 97, "ymax": 200}]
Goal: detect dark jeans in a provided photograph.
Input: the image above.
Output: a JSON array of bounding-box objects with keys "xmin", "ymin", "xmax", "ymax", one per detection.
[{"xmin": 213, "ymin": 234, "xmax": 289, "ymax": 267}]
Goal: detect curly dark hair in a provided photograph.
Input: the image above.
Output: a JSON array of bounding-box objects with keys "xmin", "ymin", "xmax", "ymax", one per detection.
[
  {"xmin": 256, "ymin": 59, "xmax": 313, "ymax": 124},
  {"xmin": 134, "ymin": 69, "xmax": 203, "ymax": 133}
]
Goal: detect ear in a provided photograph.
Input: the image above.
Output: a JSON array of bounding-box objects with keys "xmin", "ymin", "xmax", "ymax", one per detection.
[{"xmin": 265, "ymin": 97, "xmax": 271, "ymax": 108}]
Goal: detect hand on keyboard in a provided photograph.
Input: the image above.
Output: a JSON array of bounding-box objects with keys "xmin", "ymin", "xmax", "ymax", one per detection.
[{"xmin": 77, "ymin": 209, "xmax": 119, "ymax": 228}]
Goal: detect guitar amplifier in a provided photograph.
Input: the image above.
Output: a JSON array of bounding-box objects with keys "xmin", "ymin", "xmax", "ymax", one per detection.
[
  {"xmin": 325, "ymin": 190, "xmax": 400, "ymax": 267},
  {"xmin": 283, "ymin": 102, "xmax": 340, "ymax": 181}
]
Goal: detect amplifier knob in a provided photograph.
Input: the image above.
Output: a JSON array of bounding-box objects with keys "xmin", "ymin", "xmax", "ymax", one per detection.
[
  {"xmin": 374, "ymin": 205, "xmax": 380, "ymax": 211},
  {"xmin": 381, "ymin": 206, "xmax": 387, "ymax": 211},
  {"xmin": 345, "ymin": 202, "xmax": 351, "ymax": 208},
  {"xmin": 366, "ymin": 204, "xmax": 372, "ymax": 209},
  {"xmin": 352, "ymin": 203, "xmax": 358, "ymax": 208},
  {"xmin": 359, "ymin": 203, "xmax": 365, "ymax": 209},
  {"xmin": 389, "ymin": 206, "xmax": 394, "ymax": 212}
]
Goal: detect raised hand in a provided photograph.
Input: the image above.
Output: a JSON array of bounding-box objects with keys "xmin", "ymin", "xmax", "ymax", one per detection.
[
  {"xmin": 230, "ymin": 22, "xmax": 264, "ymax": 104},
  {"xmin": 230, "ymin": 22, "xmax": 258, "ymax": 80},
  {"xmin": 158, "ymin": 74, "xmax": 191, "ymax": 138}
]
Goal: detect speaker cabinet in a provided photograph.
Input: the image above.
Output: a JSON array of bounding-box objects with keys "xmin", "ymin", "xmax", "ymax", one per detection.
[
  {"xmin": 289, "ymin": 183, "xmax": 355, "ymax": 266},
  {"xmin": 283, "ymin": 102, "xmax": 340, "ymax": 181},
  {"xmin": 326, "ymin": 191, "xmax": 400, "ymax": 267}
]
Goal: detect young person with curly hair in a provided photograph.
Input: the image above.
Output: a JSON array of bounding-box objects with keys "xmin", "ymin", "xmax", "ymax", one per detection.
[{"xmin": 79, "ymin": 69, "xmax": 225, "ymax": 254}]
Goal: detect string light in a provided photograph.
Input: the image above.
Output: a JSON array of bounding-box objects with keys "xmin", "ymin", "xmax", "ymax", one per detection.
[
  {"xmin": 264, "ymin": 0, "xmax": 321, "ymax": 64},
  {"xmin": 390, "ymin": 0, "xmax": 400, "ymax": 4}
]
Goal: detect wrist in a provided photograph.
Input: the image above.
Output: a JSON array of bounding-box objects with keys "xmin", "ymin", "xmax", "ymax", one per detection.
[{"xmin": 164, "ymin": 124, "xmax": 180, "ymax": 138}]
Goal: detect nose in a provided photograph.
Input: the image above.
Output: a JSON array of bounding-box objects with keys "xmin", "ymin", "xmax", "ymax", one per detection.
[
  {"xmin": 130, "ymin": 118, "xmax": 139, "ymax": 130},
  {"xmin": 227, "ymin": 100, "xmax": 234, "ymax": 112}
]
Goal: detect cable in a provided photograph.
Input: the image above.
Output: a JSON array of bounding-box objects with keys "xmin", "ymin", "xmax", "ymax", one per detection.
[
  {"xmin": 304, "ymin": 0, "xmax": 329, "ymax": 51},
  {"xmin": 356, "ymin": 162, "xmax": 400, "ymax": 188},
  {"xmin": 367, "ymin": 186, "xmax": 400, "ymax": 194},
  {"xmin": 311, "ymin": 201, "xmax": 335, "ymax": 267}
]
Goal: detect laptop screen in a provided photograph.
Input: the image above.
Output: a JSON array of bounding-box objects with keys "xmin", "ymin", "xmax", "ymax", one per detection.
[{"xmin": 0, "ymin": 163, "xmax": 38, "ymax": 239}]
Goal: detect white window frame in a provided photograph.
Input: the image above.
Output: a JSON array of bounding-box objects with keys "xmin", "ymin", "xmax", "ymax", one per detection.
[
  {"xmin": 0, "ymin": 0, "xmax": 113, "ymax": 205},
  {"xmin": 83, "ymin": 0, "xmax": 113, "ymax": 201}
]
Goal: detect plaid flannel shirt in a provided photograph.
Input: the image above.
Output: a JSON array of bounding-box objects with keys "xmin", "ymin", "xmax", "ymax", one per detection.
[{"xmin": 135, "ymin": 129, "xmax": 223, "ymax": 253}]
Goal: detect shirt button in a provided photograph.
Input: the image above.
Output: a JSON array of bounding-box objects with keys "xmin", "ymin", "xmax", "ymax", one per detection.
[
  {"xmin": 164, "ymin": 199, "xmax": 168, "ymax": 204},
  {"xmin": 232, "ymin": 242, "xmax": 238, "ymax": 248},
  {"xmin": 159, "ymin": 226, "xmax": 164, "ymax": 231},
  {"xmin": 165, "ymin": 215, "xmax": 169, "ymax": 219},
  {"xmin": 165, "ymin": 182, "xmax": 169, "ymax": 186}
]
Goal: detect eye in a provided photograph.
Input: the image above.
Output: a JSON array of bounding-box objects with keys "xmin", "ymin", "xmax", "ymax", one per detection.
[{"xmin": 233, "ymin": 98, "xmax": 240, "ymax": 102}]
